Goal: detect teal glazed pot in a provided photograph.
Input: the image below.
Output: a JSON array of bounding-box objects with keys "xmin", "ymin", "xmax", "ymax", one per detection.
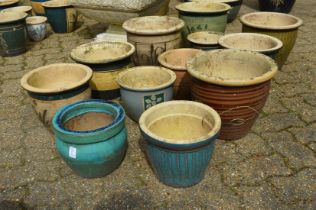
[
  {"xmin": 0, "ymin": 0, "xmax": 19, "ymax": 11},
  {"xmin": 139, "ymin": 101, "xmax": 221, "ymax": 187},
  {"xmin": 176, "ymin": 2, "xmax": 230, "ymax": 44},
  {"xmin": 0, "ymin": 12, "xmax": 27, "ymax": 56},
  {"xmin": 53, "ymin": 99, "xmax": 127, "ymax": 178},
  {"xmin": 42, "ymin": 0, "xmax": 77, "ymax": 33}
]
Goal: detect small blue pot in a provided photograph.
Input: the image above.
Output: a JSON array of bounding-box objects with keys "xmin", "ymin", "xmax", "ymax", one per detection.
[
  {"xmin": 52, "ymin": 99, "xmax": 127, "ymax": 178},
  {"xmin": 139, "ymin": 101, "xmax": 221, "ymax": 187}
]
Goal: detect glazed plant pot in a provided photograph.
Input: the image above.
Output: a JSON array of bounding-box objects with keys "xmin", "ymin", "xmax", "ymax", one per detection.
[
  {"xmin": 240, "ymin": 12, "xmax": 303, "ymax": 68},
  {"xmin": 122, "ymin": 16, "xmax": 185, "ymax": 65},
  {"xmin": 139, "ymin": 100, "xmax": 221, "ymax": 187},
  {"xmin": 53, "ymin": 99, "xmax": 127, "ymax": 178},
  {"xmin": 187, "ymin": 49, "xmax": 278, "ymax": 140},
  {"xmin": 176, "ymin": 2, "xmax": 230, "ymax": 43},
  {"xmin": 189, "ymin": 0, "xmax": 243, "ymax": 23},
  {"xmin": 0, "ymin": 0, "xmax": 19, "ymax": 10},
  {"xmin": 71, "ymin": 41, "xmax": 135, "ymax": 100},
  {"xmin": 20, "ymin": 63, "xmax": 93, "ymax": 128},
  {"xmin": 31, "ymin": 0, "xmax": 49, "ymax": 16},
  {"xmin": 158, "ymin": 48, "xmax": 201, "ymax": 100},
  {"xmin": 0, "ymin": 12, "xmax": 27, "ymax": 56},
  {"xmin": 26, "ymin": 16, "xmax": 47, "ymax": 41},
  {"xmin": 117, "ymin": 66, "xmax": 176, "ymax": 122},
  {"xmin": 187, "ymin": 31, "xmax": 223, "ymax": 51},
  {"xmin": 1, "ymin": 6, "xmax": 33, "ymax": 16},
  {"xmin": 219, "ymin": 33, "xmax": 283, "ymax": 59},
  {"xmin": 42, "ymin": 0, "xmax": 78, "ymax": 33},
  {"xmin": 258, "ymin": 0, "xmax": 296, "ymax": 13}
]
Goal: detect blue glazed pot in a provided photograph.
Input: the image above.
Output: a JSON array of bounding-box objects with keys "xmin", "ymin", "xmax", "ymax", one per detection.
[
  {"xmin": 26, "ymin": 16, "xmax": 47, "ymax": 41},
  {"xmin": 258, "ymin": 0, "xmax": 295, "ymax": 13},
  {"xmin": 0, "ymin": 12, "xmax": 28, "ymax": 56},
  {"xmin": 118, "ymin": 66, "xmax": 176, "ymax": 122},
  {"xmin": 42, "ymin": 0, "xmax": 77, "ymax": 33},
  {"xmin": 52, "ymin": 99, "xmax": 127, "ymax": 178},
  {"xmin": 0, "ymin": 0, "xmax": 19, "ymax": 11},
  {"xmin": 139, "ymin": 101, "xmax": 221, "ymax": 187}
]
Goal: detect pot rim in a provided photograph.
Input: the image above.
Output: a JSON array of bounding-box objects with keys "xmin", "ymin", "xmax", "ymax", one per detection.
[
  {"xmin": 187, "ymin": 31, "xmax": 224, "ymax": 45},
  {"xmin": 0, "ymin": 11, "xmax": 27, "ymax": 24},
  {"xmin": 240, "ymin": 12, "xmax": 303, "ymax": 30},
  {"xmin": 187, "ymin": 49, "xmax": 278, "ymax": 86},
  {"xmin": 158, "ymin": 48, "xmax": 202, "ymax": 71},
  {"xmin": 190, "ymin": 0, "xmax": 240, "ymax": 3},
  {"xmin": 70, "ymin": 41, "xmax": 135, "ymax": 64},
  {"xmin": 176, "ymin": 2, "xmax": 231, "ymax": 14},
  {"xmin": 218, "ymin": 33, "xmax": 283, "ymax": 53},
  {"xmin": 0, "ymin": 0, "xmax": 19, "ymax": 7},
  {"xmin": 139, "ymin": 100, "xmax": 221, "ymax": 145},
  {"xmin": 26, "ymin": 16, "xmax": 47, "ymax": 25},
  {"xmin": 122, "ymin": 16, "xmax": 185, "ymax": 35},
  {"xmin": 1, "ymin": 5, "xmax": 32, "ymax": 13},
  {"xmin": 117, "ymin": 66, "xmax": 177, "ymax": 91},
  {"xmin": 42, "ymin": 0, "xmax": 71, "ymax": 8},
  {"xmin": 20, "ymin": 63, "xmax": 93, "ymax": 94}
]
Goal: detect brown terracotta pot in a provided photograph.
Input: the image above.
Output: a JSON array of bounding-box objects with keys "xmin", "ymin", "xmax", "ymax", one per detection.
[
  {"xmin": 158, "ymin": 48, "xmax": 202, "ymax": 100},
  {"xmin": 187, "ymin": 49, "xmax": 278, "ymax": 140}
]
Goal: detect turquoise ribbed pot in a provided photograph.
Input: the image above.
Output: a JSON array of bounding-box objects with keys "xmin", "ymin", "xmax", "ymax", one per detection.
[{"xmin": 53, "ymin": 99, "xmax": 127, "ymax": 178}]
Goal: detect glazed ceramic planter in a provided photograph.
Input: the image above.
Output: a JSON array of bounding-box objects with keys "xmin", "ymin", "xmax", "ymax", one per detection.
[
  {"xmin": 187, "ymin": 49, "xmax": 278, "ymax": 140},
  {"xmin": 187, "ymin": 31, "xmax": 223, "ymax": 51},
  {"xmin": 31, "ymin": 0, "xmax": 49, "ymax": 16},
  {"xmin": 219, "ymin": 33, "xmax": 283, "ymax": 59},
  {"xmin": 20, "ymin": 63, "xmax": 93, "ymax": 128},
  {"xmin": 0, "ymin": 0, "xmax": 19, "ymax": 10},
  {"xmin": 176, "ymin": 2, "xmax": 230, "ymax": 43},
  {"xmin": 71, "ymin": 41, "xmax": 135, "ymax": 100},
  {"xmin": 189, "ymin": 0, "xmax": 242, "ymax": 23},
  {"xmin": 139, "ymin": 100, "xmax": 221, "ymax": 187},
  {"xmin": 122, "ymin": 16, "xmax": 185, "ymax": 65},
  {"xmin": 117, "ymin": 66, "xmax": 176, "ymax": 122},
  {"xmin": 240, "ymin": 12, "xmax": 303, "ymax": 68},
  {"xmin": 26, "ymin": 16, "xmax": 47, "ymax": 41},
  {"xmin": 0, "ymin": 12, "xmax": 27, "ymax": 56},
  {"xmin": 42, "ymin": 0, "xmax": 78, "ymax": 33},
  {"xmin": 158, "ymin": 48, "xmax": 201, "ymax": 100},
  {"xmin": 258, "ymin": 0, "xmax": 296, "ymax": 13},
  {"xmin": 53, "ymin": 99, "xmax": 127, "ymax": 178},
  {"xmin": 1, "ymin": 6, "xmax": 33, "ymax": 16}
]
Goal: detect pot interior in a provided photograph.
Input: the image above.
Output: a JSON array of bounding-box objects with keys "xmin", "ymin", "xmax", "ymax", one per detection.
[
  {"xmin": 243, "ymin": 13, "xmax": 300, "ymax": 27},
  {"xmin": 159, "ymin": 49, "xmax": 201, "ymax": 70},
  {"xmin": 42, "ymin": 0, "xmax": 70, "ymax": 8},
  {"xmin": 1, "ymin": 6, "xmax": 32, "ymax": 13},
  {"xmin": 0, "ymin": 11, "xmax": 27, "ymax": 23},
  {"xmin": 64, "ymin": 112, "xmax": 113, "ymax": 132},
  {"xmin": 26, "ymin": 16, "xmax": 47, "ymax": 25},
  {"xmin": 188, "ymin": 31, "xmax": 223, "ymax": 45},
  {"xmin": 0, "ymin": 0, "xmax": 18, "ymax": 6},
  {"xmin": 176, "ymin": 2, "xmax": 230, "ymax": 13}
]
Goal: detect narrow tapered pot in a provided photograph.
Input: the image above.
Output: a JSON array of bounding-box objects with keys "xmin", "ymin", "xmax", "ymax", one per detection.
[
  {"xmin": 240, "ymin": 12, "xmax": 303, "ymax": 68},
  {"xmin": 187, "ymin": 49, "xmax": 278, "ymax": 140},
  {"xmin": 187, "ymin": 31, "xmax": 223, "ymax": 50},
  {"xmin": 258, "ymin": 0, "xmax": 296, "ymax": 13}
]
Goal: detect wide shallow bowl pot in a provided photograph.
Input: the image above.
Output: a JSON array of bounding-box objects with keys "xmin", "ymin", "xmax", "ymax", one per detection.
[
  {"xmin": 117, "ymin": 66, "xmax": 176, "ymax": 122},
  {"xmin": 53, "ymin": 99, "xmax": 127, "ymax": 178},
  {"xmin": 0, "ymin": 11, "xmax": 27, "ymax": 56},
  {"xmin": 139, "ymin": 100, "xmax": 221, "ymax": 187},
  {"xmin": 240, "ymin": 12, "xmax": 303, "ymax": 68},
  {"xmin": 122, "ymin": 16, "xmax": 185, "ymax": 65},
  {"xmin": 71, "ymin": 41, "xmax": 135, "ymax": 100},
  {"xmin": 176, "ymin": 2, "xmax": 230, "ymax": 43},
  {"xmin": 20, "ymin": 63, "xmax": 93, "ymax": 128},
  {"xmin": 258, "ymin": 0, "xmax": 296, "ymax": 13},
  {"xmin": 219, "ymin": 33, "xmax": 283, "ymax": 59},
  {"xmin": 187, "ymin": 49, "xmax": 278, "ymax": 140},
  {"xmin": 0, "ymin": 0, "xmax": 19, "ymax": 10},
  {"xmin": 158, "ymin": 48, "xmax": 201, "ymax": 99},
  {"xmin": 187, "ymin": 31, "xmax": 223, "ymax": 50},
  {"xmin": 26, "ymin": 16, "xmax": 47, "ymax": 41}
]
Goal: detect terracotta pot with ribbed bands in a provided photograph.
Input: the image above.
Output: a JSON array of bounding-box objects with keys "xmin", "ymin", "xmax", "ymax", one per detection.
[
  {"xmin": 187, "ymin": 49, "xmax": 278, "ymax": 140},
  {"xmin": 240, "ymin": 12, "xmax": 303, "ymax": 68}
]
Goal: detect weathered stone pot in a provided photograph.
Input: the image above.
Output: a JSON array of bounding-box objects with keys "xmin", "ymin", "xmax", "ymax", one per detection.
[
  {"xmin": 31, "ymin": 0, "xmax": 49, "ymax": 16},
  {"xmin": 189, "ymin": 0, "xmax": 243, "ymax": 23},
  {"xmin": 139, "ymin": 100, "xmax": 221, "ymax": 187},
  {"xmin": 219, "ymin": 33, "xmax": 283, "ymax": 59},
  {"xmin": 187, "ymin": 49, "xmax": 278, "ymax": 140},
  {"xmin": 1, "ymin": 6, "xmax": 33, "ymax": 16},
  {"xmin": 53, "ymin": 99, "xmax": 127, "ymax": 178},
  {"xmin": 0, "ymin": 12, "xmax": 27, "ymax": 56},
  {"xmin": 20, "ymin": 63, "xmax": 93, "ymax": 128},
  {"xmin": 42, "ymin": 0, "xmax": 77, "ymax": 33},
  {"xmin": 258, "ymin": 0, "xmax": 296, "ymax": 13},
  {"xmin": 117, "ymin": 66, "xmax": 176, "ymax": 122},
  {"xmin": 122, "ymin": 16, "xmax": 185, "ymax": 65},
  {"xmin": 176, "ymin": 2, "xmax": 230, "ymax": 43},
  {"xmin": 187, "ymin": 31, "xmax": 223, "ymax": 51},
  {"xmin": 240, "ymin": 12, "xmax": 303, "ymax": 68},
  {"xmin": 26, "ymin": 16, "xmax": 47, "ymax": 41},
  {"xmin": 0, "ymin": 0, "xmax": 19, "ymax": 10},
  {"xmin": 71, "ymin": 41, "xmax": 135, "ymax": 100},
  {"xmin": 158, "ymin": 48, "xmax": 201, "ymax": 100}
]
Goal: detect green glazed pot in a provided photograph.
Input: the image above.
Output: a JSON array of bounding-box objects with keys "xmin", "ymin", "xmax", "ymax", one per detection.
[
  {"xmin": 240, "ymin": 12, "xmax": 303, "ymax": 68},
  {"xmin": 0, "ymin": 12, "xmax": 28, "ymax": 56},
  {"xmin": 176, "ymin": 2, "xmax": 230, "ymax": 44}
]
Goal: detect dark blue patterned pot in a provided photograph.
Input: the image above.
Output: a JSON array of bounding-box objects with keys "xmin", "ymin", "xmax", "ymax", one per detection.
[{"xmin": 258, "ymin": 0, "xmax": 296, "ymax": 13}]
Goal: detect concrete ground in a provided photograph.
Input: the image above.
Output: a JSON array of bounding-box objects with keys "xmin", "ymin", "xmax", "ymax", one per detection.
[{"xmin": 0, "ymin": 0, "xmax": 315, "ymax": 209}]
